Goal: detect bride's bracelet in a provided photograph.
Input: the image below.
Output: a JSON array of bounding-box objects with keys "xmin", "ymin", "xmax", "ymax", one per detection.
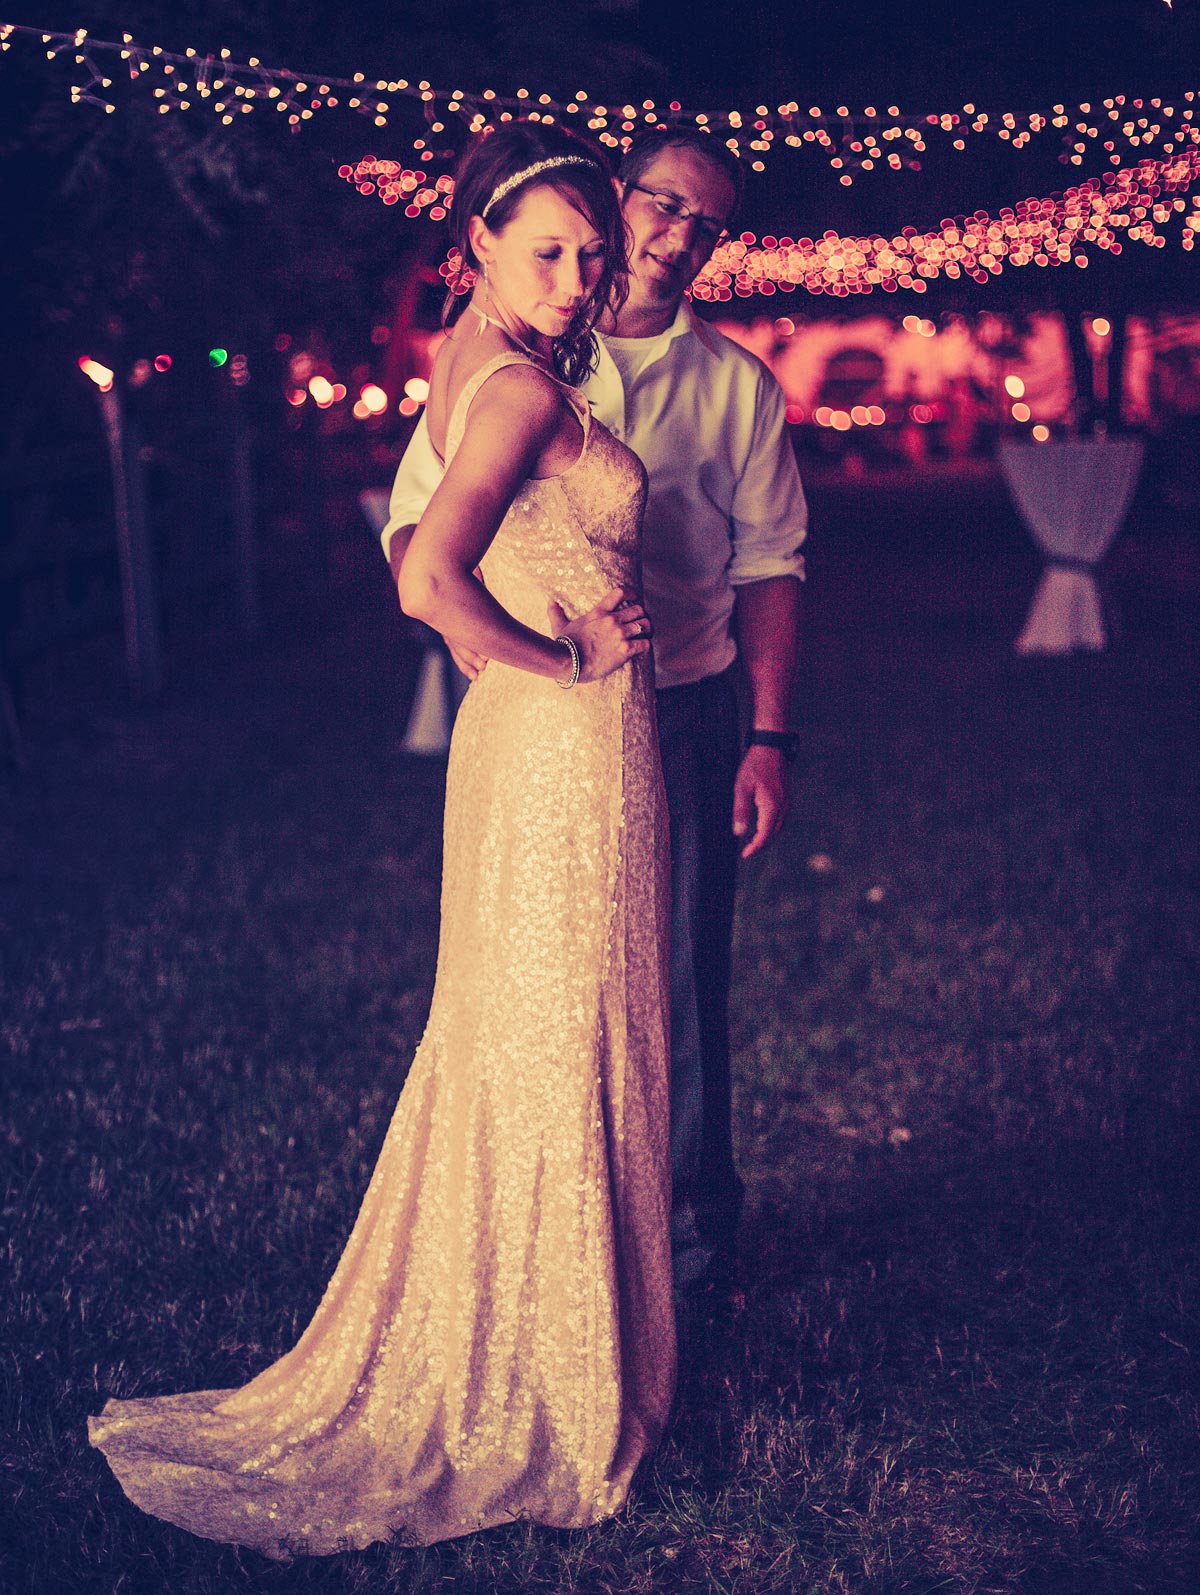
[{"xmin": 554, "ymin": 634, "xmax": 581, "ymax": 690}]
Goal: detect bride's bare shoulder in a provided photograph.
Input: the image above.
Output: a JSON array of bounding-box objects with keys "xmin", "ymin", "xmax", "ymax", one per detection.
[{"xmin": 429, "ymin": 333, "xmax": 563, "ymax": 449}]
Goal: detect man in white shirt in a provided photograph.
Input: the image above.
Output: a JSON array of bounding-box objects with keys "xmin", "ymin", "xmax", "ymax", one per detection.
[{"xmin": 382, "ymin": 129, "xmax": 807, "ymax": 1295}]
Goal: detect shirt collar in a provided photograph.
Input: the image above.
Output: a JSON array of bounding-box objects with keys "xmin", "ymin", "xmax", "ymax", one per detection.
[
  {"xmin": 600, "ymin": 298, "xmax": 720, "ymax": 357},
  {"xmin": 679, "ymin": 299, "xmax": 723, "ymax": 355}
]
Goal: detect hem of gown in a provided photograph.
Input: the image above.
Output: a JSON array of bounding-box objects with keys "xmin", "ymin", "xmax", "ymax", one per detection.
[{"xmin": 88, "ymin": 1413, "xmax": 656, "ymax": 1558}]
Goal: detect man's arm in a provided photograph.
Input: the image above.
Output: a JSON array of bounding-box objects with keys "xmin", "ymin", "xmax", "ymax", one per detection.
[
  {"xmin": 726, "ymin": 365, "xmax": 808, "ymax": 859},
  {"xmin": 731, "ymin": 575, "xmax": 801, "ymax": 859},
  {"xmin": 381, "ymin": 411, "xmax": 442, "ymax": 565}
]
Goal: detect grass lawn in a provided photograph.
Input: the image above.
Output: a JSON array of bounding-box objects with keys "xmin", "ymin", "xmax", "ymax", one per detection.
[{"xmin": 2, "ymin": 466, "xmax": 1198, "ymax": 1593}]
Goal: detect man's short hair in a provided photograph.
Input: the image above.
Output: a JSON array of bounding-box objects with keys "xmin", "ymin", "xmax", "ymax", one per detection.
[{"xmin": 617, "ymin": 128, "xmax": 745, "ymax": 225}]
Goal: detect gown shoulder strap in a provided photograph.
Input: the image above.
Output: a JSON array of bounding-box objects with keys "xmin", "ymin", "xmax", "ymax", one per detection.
[{"xmin": 442, "ymin": 348, "xmax": 588, "ymax": 468}]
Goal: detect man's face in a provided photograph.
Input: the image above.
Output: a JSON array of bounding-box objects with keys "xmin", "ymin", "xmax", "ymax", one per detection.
[{"xmin": 618, "ymin": 146, "xmax": 736, "ymax": 314}]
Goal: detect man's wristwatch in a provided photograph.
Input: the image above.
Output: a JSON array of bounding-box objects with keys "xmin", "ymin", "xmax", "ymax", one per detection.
[{"xmin": 746, "ymin": 729, "xmax": 800, "ymax": 764}]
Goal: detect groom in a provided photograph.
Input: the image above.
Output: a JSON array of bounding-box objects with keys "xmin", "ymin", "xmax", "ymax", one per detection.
[{"xmin": 382, "ymin": 128, "xmax": 807, "ymax": 1296}]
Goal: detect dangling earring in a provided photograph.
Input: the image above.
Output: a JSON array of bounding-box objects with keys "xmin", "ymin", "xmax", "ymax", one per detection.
[
  {"xmin": 473, "ymin": 260, "xmax": 491, "ymax": 335},
  {"xmin": 473, "ymin": 261, "xmax": 491, "ymax": 335}
]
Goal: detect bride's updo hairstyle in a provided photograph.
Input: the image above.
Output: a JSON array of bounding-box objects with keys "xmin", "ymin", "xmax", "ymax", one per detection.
[{"xmin": 448, "ymin": 121, "xmax": 627, "ymax": 386}]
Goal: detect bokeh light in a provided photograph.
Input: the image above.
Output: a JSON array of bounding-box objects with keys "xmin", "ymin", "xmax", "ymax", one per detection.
[{"xmin": 78, "ymin": 357, "xmax": 114, "ymax": 392}]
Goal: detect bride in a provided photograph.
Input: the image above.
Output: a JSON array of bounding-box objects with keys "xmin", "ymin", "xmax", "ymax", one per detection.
[{"xmin": 89, "ymin": 120, "xmax": 676, "ymax": 1556}]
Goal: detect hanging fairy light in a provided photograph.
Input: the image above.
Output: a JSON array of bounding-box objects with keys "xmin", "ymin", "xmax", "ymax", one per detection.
[
  {"xmin": 417, "ymin": 150, "xmax": 1200, "ymax": 300},
  {"xmin": 5, "ymin": 19, "xmax": 1200, "ymax": 181},
  {"xmin": 691, "ymin": 149, "xmax": 1200, "ymax": 298}
]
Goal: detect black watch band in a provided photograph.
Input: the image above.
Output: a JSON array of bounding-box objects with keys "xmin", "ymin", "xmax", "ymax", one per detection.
[{"xmin": 746, "ymin": 729, "xmax": 800, "ymax": 763}]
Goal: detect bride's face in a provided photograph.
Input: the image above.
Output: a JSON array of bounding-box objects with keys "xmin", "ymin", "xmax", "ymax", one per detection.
[{"xmin": 468, "ymin": 184, "xmax": 608, "ymax": 345}]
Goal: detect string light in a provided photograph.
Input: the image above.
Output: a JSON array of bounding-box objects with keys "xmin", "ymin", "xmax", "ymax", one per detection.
[
  {"xmin": 690, "ymin": 150, "xmax": 1200, "ymax": 298},
  {"xmin": 393, "ymin": 150, "xmax": 1200, "ymax": 300},
  {"xmin": 6, "ymin": 20, "xmax": 1200, "ymax": 180}
]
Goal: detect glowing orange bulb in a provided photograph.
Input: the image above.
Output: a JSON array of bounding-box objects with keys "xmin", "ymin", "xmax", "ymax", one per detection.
[
  {"xmin": 398, "ymin": 396, "xmax": 419, "ymax": 416},
  {"xmin": 1032, "ymin": 424, "xmax": 1051, "ymax": 442},
  {"xmin": 1004, "ymin": 375, "xmax": 1026, "ymax": 398},
  {"xmin": 403, "ymin": 377, "xmax": 430, "ymax": 402},
  {"xmin": 78, "ymin": 357, "xmax": 114, "ymax": 392},
  {"xmin": 1092, "ymin": 317, "xmax": 1112, "ymax": 336},
  {"xmin": 308, "ymin": 375, "xmax": 334, "ymax": 406},
  {"xmin": 1011, "ymin": 402, "xmax": 1032, "ymax": 422},
  {"xmin": 360, "ymin": 383, "xmax": 389, "ymax": 415}
]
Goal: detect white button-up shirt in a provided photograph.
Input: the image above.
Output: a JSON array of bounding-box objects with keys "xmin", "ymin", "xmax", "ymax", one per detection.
[{"xmin": 381, "ymin": 301, "xmax": 807, "ymax": 689}]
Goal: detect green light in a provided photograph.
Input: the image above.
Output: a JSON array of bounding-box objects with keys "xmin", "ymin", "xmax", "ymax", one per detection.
[{"xmin": 208, "ymin": 348, "xmax": 229, "ymax": 368}]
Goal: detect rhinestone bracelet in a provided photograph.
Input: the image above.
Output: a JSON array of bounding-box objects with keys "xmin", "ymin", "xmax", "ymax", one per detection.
[{"xmin": 555, "ymin": 634, "xmax": 581, "ymax": 689}]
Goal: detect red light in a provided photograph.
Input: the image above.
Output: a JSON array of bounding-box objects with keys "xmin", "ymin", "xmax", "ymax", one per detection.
[{"xmin": 154, "ymin": 354, "xmax": 172, "ymax": 373}]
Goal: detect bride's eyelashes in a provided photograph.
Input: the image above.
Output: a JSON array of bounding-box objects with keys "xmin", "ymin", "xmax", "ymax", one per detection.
[{"xmin": 534, "ymin": 246, "xmax": 606, "ymax": 263}]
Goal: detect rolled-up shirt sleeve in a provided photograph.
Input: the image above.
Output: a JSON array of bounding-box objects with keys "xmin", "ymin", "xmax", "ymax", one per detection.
[
  {"xmin": 727, "ymin": 368, "xmax": 807, "ymax": 586},
  {"xmin": 380, "ymin": 413, "xmax": 444, "ymax": 560}
]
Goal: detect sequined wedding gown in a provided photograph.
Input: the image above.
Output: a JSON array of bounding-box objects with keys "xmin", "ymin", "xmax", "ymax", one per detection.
[{"xmin": 90, "ymin": 351, "xmax": 676, "ymax": 1556}]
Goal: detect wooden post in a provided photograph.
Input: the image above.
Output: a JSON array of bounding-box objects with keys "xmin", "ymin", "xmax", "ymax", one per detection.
[
  {"xmin": 1106, "ymin": 314, "xmax": 1128, "ymax": 432},
  {"xmin": 99, "ymin": 387, "xmax": 163, "ymax": 700},
  {"xmin": 231, "ymin": 397, "xmax": 260, "ymax": 639},
  {"xmin": 1064, "ymin": 313, "xmax": 1096, "ymax": 435}
]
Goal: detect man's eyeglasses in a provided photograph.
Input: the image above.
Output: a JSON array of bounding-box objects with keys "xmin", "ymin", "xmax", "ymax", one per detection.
[{"xmin": 625, "ymin": 184, "xmax": 729, "ymax": 249}]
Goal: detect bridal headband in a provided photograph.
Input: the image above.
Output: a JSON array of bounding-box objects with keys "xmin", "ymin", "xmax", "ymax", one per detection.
[{"xmin": 481, "ymin": 156, "xmax": 601, "ymax": 220}]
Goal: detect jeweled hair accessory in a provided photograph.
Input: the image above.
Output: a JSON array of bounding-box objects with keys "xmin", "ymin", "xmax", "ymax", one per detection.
[{"xmin": 481, "ymin": 156, "xmax": 600, "ymax": 220}]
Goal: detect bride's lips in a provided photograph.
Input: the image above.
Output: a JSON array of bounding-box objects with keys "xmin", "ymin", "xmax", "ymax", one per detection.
[{"xmin": 547, "ymin": 304, "xmax": 576, "ymax": 320}]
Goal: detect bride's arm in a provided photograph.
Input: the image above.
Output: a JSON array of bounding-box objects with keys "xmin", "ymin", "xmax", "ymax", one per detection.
[{"xmin": 398, "ymin": 366, "xmax": 650, "ymax": 685}]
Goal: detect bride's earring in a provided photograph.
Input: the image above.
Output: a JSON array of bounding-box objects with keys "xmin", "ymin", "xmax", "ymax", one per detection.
[{"xmin": 474, "ymin": 260, "xmax": 492, "ymax": 335}]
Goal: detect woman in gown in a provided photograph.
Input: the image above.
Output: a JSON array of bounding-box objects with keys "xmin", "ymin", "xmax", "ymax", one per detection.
[{"xmin": 89, "ymin": 122, "xmax": 677, "ymax": 1555}]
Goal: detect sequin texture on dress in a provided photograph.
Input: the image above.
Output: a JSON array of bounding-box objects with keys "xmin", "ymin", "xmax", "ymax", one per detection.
[{"xmin": 89, "ymin": 350, "xmax": 676, "ymax": 1555}]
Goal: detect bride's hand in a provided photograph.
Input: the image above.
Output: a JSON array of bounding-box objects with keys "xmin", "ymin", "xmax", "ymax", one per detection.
[{"xmin": 547, "ymin": 589, "xmax": 652, "ymax": 685}]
